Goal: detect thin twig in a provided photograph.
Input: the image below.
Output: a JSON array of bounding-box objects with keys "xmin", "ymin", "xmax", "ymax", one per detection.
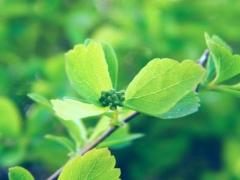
[
  {"xmin": 198, "ymin": 49, "xmax": 209, "ymax": 67},
  {"xmin": 47, "ymin": 111, "xmax": 140, "ymax": 180},
  {"xmin": 195, "ymin": 49, "xmax": 209, "ymax": 92}
]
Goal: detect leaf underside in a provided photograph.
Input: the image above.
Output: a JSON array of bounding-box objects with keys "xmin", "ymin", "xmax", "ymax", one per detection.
[{"xmin": 159, "ymin": 92, "xmax": 200, "ymax": 119}]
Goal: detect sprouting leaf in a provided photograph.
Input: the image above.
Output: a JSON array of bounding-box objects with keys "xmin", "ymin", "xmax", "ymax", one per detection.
[
  {"xmin": 89, "ymin": 109, "xmax": 137, "ymax": 142},
  {"xmin": 205, "ymin": 33, "xmax": 240, "ymax": 84},
  {"xmin": 59, "ymin": 119, "xmax": 88, "ymax": 148},
  {"xmin": 89, "ymin": 116, "xmax": 143, "ymax": 148},
  {"xmin": 159, "ymin": 92, "xmax": 200, "ymax": 119},
  {"xmin": 51, "ymin": 98, "xmax": 106, "ymax": 121},
  {"xmin": 210, "ymin": 34, "xmax": 232, "ymax": 51},
  {"xmin": 101, "ymin": 42, "xmax": 118, "ymax": 88},
  {"xmin": 65, "ymin": 40, "xmax": 113, "ymax": 104},
  {"xmin": 59, "ymin": 148, "xmax": 121, "ymax": 180},
  {"xmin": 27, "ymin": 93, "xmax": 51, "ymax": 108},
  {"xmin": 203, "ymin": 55, "xmax": 216, "ymax": 84},
  {"xmin": 99, "ymin": 126, "xmax": 143, "ymax": 148},
  {"xmin": 0, "ymin": 97, "xmax": 21, "ymax": 137},
  {"xmin": 124, "ymin": 59, "xmax": 205, "ymax": 117},
  {"xmin": 45, "ymin": 134, "xmax": 75, "ymax": 152},
  {"xmin": 8, "ymin": 166, "xmax": 34, "ymax": 180}
]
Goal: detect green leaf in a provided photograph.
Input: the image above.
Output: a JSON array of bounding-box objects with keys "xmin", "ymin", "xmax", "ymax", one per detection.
[
  {"xmin": 89, "ymin": 109, "xmax": 137, "ymax": 142},
  {"xmin": 101, "ymin": 42, "xmax": 118, "ymax": 88},
  {"xmin": 59, "ymin": 119, "xmax": 88, "ymax": 148},
  {"xmin": 205, "ymin": 33, "xmax": 240, "ymax": 84},
  {"xmin": 159, "ymin": 92, "xmax": 200, "ymax": 119},
  {"xmin": 0, "ymin": 97, "xmax": 21, "ymax": 137},
  {"xmin": 51, "ymin": 98, "xmax": 106, "ymax": 121},
  {"xmin": 45, "ymin": 134, "xmax": 75, "ymax": 152},
  {"xmin": 27, "ymin": 93, "xmax": 51, "ymax": 108},
  {"xmin": 99, "ymin": 126, "xmax": 143, "ymax": 148},
  {"xmin": 65, "ymin": 40, "xmax": 113, "ymax": 104},
  {"xmin": 8, "ymin": 166, "xmax": 34, "ymax": 180},
  {"xmin": 124, "ymin": 59, "xmax": 205, "ymax": 117},
  {"xmin": 59, "ymin": 148, "xmax": 121, "ymax": 180}
]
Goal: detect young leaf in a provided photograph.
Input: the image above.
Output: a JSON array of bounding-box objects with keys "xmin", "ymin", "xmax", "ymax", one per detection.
[
  {"xmin": 124, "ymin": 59, "xmax": 205, "ymax": 117},
  {"xmin": 45, "ymin": 134, "xmax": 75, "ymax": 152},
  {"xmin": 159, "ymin": 92, "xmax": 200, "ymax": 119},
  {"xmin": 59, "ymin": 148, "xmax": 121, "ymax": 180},
  {"xmin": 8, "ymin": 166, "xmax": 34, "ymax": 180},
  {"xmin": 101, "ymin": 42, "xmax": 118, "ymax": 88},
  {"xmin": 89, "ymin": 109, "xmax": 136, "ymax": 142},
  {"xmin": 51, "ymin": 98, "xmax": 106, "ymax": 121},
  {"xmin": 65, "ymin": 40, "xmax": 113, "ymax": 104},
  {"xmin": 203, "ymin": 55, "xmax": 216, "ymax": 84},
  {"xmin": 205, "ymin": 33, "xmax": 240, "ymax": 84},
  {"xmin": 58, "ymin": 118, "xmax": 88, "ymax": 148},
  {"xmin": 89, "ymin": 116, "xmax": 143, "ymax": 148},
  {"xmin": 99, "ymin": 126, "xmax": 144, "ymax": 148},
  {"xmin": 27, "ymin": 93, "xmax": 51, "ymax": 108}
]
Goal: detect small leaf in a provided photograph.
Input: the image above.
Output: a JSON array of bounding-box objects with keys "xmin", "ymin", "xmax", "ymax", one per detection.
[
  {"xmin": 203, "ymin": 55, "xmax": 216, "ymax": 84},
  {"xmin": 89, "ymin": 116, "xmax": 143, "ymax": 148},
  {"xmin": 205, "ymin": 33, "xmax": 240, "ymax": 84},
  {"xmin": 59, "ymin": 148, "xmax": 121, "ymax": 180},
  {"xmin": 65, "ymin": 40, "xmax": 113, "ymax": 104},
  {"xmin": 89, "ymin": 110, "xmax": 137, "ymax": 142},
  {"xmin": 159, "ymin": 92, "xmax": 200, "ymax": 119},
  {"xmin": 27, "ymin": 93, "xmax": 51, "ymax": 108},
  {"xmin": 101, "ymin": 42, "xmax": 118, "ymax": 88},
  {"xmin": 45, "ymin": 134, "xmax": 75, "ymax": 152},
  {"xmin": 8, "ymin": 166, "xmax": 34, "ymax": 180},
  {"xmin": 124, "ymin": 59, "xmax": 205, "ymax": 117},
  {"xmin": 51, "ymin": 98, "xmax": 106, "ymax": 121},
  {"xmin": 99, "ymin": 127, "xmax": 143, "ymax": 148}
]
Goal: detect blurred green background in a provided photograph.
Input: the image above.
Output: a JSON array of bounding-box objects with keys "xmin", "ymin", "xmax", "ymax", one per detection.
[{"xmin": 1, "ymin": 0, "xmax": 240, "ymax": 179}]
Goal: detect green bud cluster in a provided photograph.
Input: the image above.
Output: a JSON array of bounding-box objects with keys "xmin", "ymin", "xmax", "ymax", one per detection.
[{"xmin": 99, "ymin": 89, "xmax": 125, "ymax": 110}]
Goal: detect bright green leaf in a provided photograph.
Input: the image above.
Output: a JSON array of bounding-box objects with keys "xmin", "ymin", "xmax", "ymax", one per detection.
[
  {"xmin": 159, "ymin": 92, "xmax": 200, "ymax": 119},
  {"xmin": 45, "ymin": 134, "xmax": 75, "ymax": 152},
  {"xmin": 8, "ymin": 166, "xmax": 34, "ymax": 180},
  {"xmin": 59, "ymin": 148, "xmax": 121, "ymax": 180},
  {"xmin": 65, "ymin": 40, "xmax": 113, "ymax": 104},
  {"xmin": 51, "ymin": 98, "xmax": 106, "ymax": 121},
  {"xmin": 124, "ymin": 59, "xmax": 205, "ymax": 117},
  {"xmin": 101, "ymin": 42, "xmax": 118, "ymax": 88},
  {"xmin": 205, "ymin": 33, "xmax": 240, "ymax": 84},
  {"xmin": 0, "ymin": 97, "xmax": 21, "ymax": 137}
]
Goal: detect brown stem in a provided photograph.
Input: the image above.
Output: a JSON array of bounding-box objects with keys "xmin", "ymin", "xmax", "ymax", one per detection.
[{"xmin": 47, "ymin": 112, "xmax": 140, "ymax": 180}]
